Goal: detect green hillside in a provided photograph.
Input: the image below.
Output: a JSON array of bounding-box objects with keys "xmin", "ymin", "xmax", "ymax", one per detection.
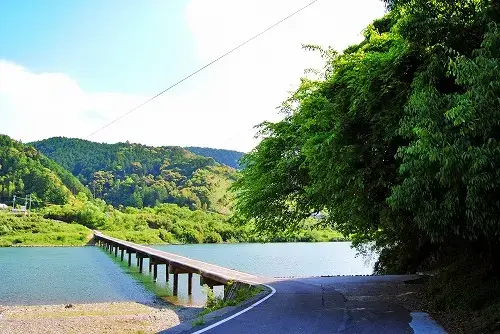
[
  {"xmin": 0, "ymin": 134, "xmax": 90, "ymax": 206},
  {"xmin": 31, "ymin": 137, "xmax": 238, "ymax": 213},
  {"xmin": 186, "ymin": 147, "xmax": 244, "ymax": 169}
]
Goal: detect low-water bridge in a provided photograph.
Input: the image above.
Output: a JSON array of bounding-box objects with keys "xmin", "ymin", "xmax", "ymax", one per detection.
[
  {"xmin": 93, "ymin": 231, "xmax": 263, "ymax": 296},
  {"xmin": 94, "ymin": 231, "xmax": 448, "ymax": 333}
]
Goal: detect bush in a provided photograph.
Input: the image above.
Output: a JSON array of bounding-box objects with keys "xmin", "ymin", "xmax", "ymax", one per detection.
[{"xmin": 204, "ymin": 231, "xmax": 223, "ymax": 243}]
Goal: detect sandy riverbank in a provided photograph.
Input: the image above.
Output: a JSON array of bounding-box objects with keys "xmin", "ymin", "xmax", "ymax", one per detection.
[{"xmin": 0, "ymin": 301, "xmax": 202, "ymax": 334}]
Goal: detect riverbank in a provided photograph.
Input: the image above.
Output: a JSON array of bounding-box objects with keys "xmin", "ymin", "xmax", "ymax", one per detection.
[
  {"xmin": 0, "ymin": 210, "xmax": 348, "ymax": 247},
  {"xmin": 0, "ymin": 301, "xmax": 201, "ymax": 334}
]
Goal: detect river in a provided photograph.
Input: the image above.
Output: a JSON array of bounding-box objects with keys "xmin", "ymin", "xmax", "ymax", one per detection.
[{"xmin": 0, "ymin": 242, "xmax": 375, "ymax": 306}]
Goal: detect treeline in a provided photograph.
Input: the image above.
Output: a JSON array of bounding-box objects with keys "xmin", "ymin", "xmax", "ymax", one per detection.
[
  {"xmin": 186, "ymin": 147, "xmax": 244, "ymax": 169},
  {"xmin": 0, "ymin": 196, "xmax": 345, "ymax": 247},
  {"xmin": 40, "ymin": 196, "xmax": 345, "ymax": 245},
  {"xmin": 32, "ymin": 137, "xmax": 238, "ymax": 213},
  {"xmin": 234, "ymin": 1, "xmax": 500, "ymax": 330}
]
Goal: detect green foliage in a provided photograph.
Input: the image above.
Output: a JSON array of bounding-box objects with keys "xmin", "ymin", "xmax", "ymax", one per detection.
[
  {"xmin": 38, "ymin": 200, "xmax": 344, "ymax": 245},
  {"xmin": 186, "ymin": 147, "xmax": 244, "ymax": 169},
  {"xmin": 233, "ymin": 0, "xmax": 500, "ymax": 277},
  {"xmin": 31, "ymin": 137, "xmax": 238, "ymax": 213},
  {"xmin": 0, "ymin": 135, "xmax": 88, "ymax": 206},
  {"xmin": 0, "ymin": 212, "xmax": 90, "ymax": 246},
  {"xmin": 202, "ymin": 282, "xmax": 263, "ymax": 315},
  {"xmin": 233, "ymin": 15, "xmax": 412, "ymax": 245}
]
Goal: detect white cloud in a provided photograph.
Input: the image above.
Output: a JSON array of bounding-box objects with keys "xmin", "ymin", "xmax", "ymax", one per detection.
[{"xmin": 0, "ymin": 0, "xmax": 385, "ymax": 152}]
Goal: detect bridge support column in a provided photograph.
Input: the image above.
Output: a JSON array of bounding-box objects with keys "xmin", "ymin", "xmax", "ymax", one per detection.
[
  {"xmin": 149, "ymin": 259, "xmax": 152, "ymax": 272},
  {"xmin": 114, "ymin": 245, "xmax": 118, "ymax": 257},
  {"xmin": 120, "ymin": 248, "xmax": 124, "ymax": 261},
  {"xmin": 128, "ymin": 252, "xmax": 132, "ymax": 266},
  {"xmin": 139, "ymin": 256, "xmax": 144, "ymax": 273},
  {"xmin": 109, "ymin": 244, "xmax": 113, "ymax": 254},
  {"xmin": 136, "ymin": 253, "xmax": 140, "ymax": 267},
  {"xmin": 188, "ymin": 273, "xmax": 193, "ymax": 295},
  {"xmin": 166, "ymin": 263, "xmax": 169, "ymax": 282},
  {"xmin": 200, "ymin": 276, "xmax": 225, "ymax": 289},
  {"xmin": 173, "ymin": 273, "xmax": 179, "ymax": 296},
  {"xmin": 153, "ymin": 264, "xmax": 158, "ymax": 281}
]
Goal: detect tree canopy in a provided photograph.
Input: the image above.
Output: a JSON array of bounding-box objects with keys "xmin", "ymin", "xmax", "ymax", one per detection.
[
  {"xmin": 0, "ymin": 135, "xmax": 89, "ymax": 206},
  {"xmin": 233, "ymin": 0, "xmax": 500, "ymax": 273}
]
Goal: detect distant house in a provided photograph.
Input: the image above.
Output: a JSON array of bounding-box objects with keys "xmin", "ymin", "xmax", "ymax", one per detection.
[
  {"xmin": 0, "ymin": 203, "xmax": 9, "ymax": 210},
  {"xmin": 12, "ymin": 205, "xmax": 27, "ymax": 213}
]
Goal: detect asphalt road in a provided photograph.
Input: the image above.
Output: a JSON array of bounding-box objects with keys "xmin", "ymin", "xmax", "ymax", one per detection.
[{"xmin": 184, "ymin": 275, "xmax": 446, "ymax": 334}]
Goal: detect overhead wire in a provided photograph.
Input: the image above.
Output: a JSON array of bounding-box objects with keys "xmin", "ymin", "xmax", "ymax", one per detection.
[{"xmin": 86, "ymin": 0, "xmax": 320, "ymax": 138}]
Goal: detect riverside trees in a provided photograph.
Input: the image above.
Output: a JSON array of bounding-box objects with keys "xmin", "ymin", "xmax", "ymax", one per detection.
[{"xmin": 233, "ymin": 0, "xmax": 500, "ymax": 274}]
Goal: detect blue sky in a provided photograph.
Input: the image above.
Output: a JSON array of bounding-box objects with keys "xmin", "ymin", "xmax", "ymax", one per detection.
[
  {"xmin": 0, "ymin": 0, "xmax": 196, "ymax": 94},
  {"xmin": 0, "ymin": 0, "xmax": 386, "ymax": 151}
]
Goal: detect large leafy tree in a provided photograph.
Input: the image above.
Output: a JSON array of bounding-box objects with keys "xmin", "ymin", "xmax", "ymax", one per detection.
[{"xmin": 233, "ymin": 0, "xmax": 500, "ymax": 273}]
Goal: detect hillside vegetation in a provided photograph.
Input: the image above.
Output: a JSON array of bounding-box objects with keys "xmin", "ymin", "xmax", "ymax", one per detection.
[
  {"xmin": 32, "ymin": 137, "xmax": 237, "ymax": 214},
  {"xmin": 0, "ymin": 135, "xmax": 89, "ymax": 206},
  {"xmin": 186, "ymin": 147, "xmax": 244, "ymax": 169},
  {"xmin": 0, "ymin": 197, "xmax": 346, "ymax": 247},
  {"xmin": 0, "ymin": 212, "xmax": 91, "ymax": 247}
]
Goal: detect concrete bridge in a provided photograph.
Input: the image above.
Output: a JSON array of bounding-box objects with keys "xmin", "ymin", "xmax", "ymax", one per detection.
[{"xmin": 93, "ymin": 231, "xmax": 263, "ymax": 296}]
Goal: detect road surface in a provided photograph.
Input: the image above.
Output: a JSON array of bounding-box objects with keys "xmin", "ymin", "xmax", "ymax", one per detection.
[{"xmin": 182, "ymin": 275, "xmax": 446, "ymax": 334}]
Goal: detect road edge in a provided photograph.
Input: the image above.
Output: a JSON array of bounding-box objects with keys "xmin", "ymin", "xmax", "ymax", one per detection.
[{"xmin": 160, "ymin": 283, "xmax": 276, "ymax": 334}]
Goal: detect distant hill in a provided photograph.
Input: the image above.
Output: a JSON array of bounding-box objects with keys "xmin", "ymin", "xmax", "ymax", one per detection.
[
  {"xmin": 186, "ymin": 147, "xmax": 244, "ymax": 169},
  {"xmin": 31, "ymin": 137, "xmax": 238, "ymax": 213},
  {"xmin": 0, "ymin": 134, "xmax": 89, "ymax": 206}
]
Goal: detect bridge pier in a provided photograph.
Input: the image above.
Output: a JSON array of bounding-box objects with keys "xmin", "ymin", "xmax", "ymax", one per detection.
[
  {"xmin": 173, "ymin": 273, "xmax": 179, "ymax": 296},
  {"xmin": 188, "ymin": 273, "xmax": 193, "ymax": 295},
  {"xmin": 138, "ymin": 254, "xmax": 144, "ymax": 273},
  {"xmin": 94, "ymin": 233, "xmax": 258, "ymax": 301}
]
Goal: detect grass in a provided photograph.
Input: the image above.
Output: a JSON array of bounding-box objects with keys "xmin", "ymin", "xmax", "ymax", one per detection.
[
  {"xmin": 0, "ymin": 212, "xmax": 91, "ymax": 247},
  {"xmin": 102, "ymin": 229, "xmax": 166, "ymax": 245},
  {"xmin": 191, "ymin": 316, "xmax": 205, "ymax": 327},
  {"xmin": 423, "ymin": 258, "xmax": 500, "ymax": 333},
  {"xmin": 201, "ymin": 281, "xmax": 264, "ymax": 316}
]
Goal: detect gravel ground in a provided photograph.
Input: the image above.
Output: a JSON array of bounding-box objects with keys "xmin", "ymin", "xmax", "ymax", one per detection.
[
  {"xmin": 333, "ymin": 277, "xmax": 427, "ymax": 312},
  {"xmin": 332, "ymin": 277, "xmax": 461, "ymax": 333},
  {"xmin": 0, "ymin": 301, "xmax": 202, "ymax": 334}
]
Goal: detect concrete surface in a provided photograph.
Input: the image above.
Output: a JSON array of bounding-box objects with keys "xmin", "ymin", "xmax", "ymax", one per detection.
[{"xmin": 180, "ymin": 275, "xmax": 447, "ymax": 334}]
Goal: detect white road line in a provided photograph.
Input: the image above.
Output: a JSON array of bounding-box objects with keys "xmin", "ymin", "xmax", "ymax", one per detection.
[{"xmin": 191, "ymin": 283, "xmax": 277, "ymax": 334}]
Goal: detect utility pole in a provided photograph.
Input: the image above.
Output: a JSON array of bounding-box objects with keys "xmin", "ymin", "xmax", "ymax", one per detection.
[
  {"xmin": 28, "ymin": 194, "xmax": 32, "ymax": 214},
  {"xmin": 12, "ymin": 195, "xmax": 16, "ymax": 211}
]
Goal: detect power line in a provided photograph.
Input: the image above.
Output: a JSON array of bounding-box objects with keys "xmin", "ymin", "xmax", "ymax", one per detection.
[{"xmin": 87, "ymin": 0, "xmax": 320, "ymax": 138}]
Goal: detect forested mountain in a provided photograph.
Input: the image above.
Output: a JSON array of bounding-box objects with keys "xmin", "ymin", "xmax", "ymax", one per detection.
[
  {"xmin": 31, "ymin": 137, "xmax": 238, "ymax": 213},
  {"xmin": 0, "ymin": 135, "xmax": 89, "ymax": 206},
  {"xmin": 186, "ymin": 147, "xmax": 244, "ymax": 169}
]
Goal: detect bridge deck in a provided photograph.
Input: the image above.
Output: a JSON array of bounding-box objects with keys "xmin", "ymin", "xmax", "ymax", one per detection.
[{"xmin": 94, "ymin": 231, "xmax": 263, "ymax": 287}]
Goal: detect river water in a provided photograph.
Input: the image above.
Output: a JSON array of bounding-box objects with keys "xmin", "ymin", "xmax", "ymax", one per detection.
[{"xmin": 0, "ymin": 242, "xmax": 374, "ymax": 306}]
